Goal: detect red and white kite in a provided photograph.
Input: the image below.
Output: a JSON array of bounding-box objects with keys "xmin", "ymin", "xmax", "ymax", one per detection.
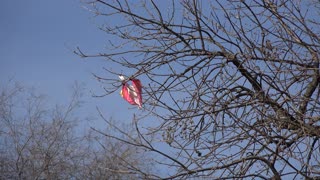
[{"xmin": 119, "ymin": 76, "xmax": 143, "ymax": 108}]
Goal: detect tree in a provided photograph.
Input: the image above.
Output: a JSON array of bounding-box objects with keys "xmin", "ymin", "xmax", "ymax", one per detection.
[
  {"xmin": 0, "ymin": 81, "xmax": 152, "ymax": 179},
  {"xmin": 78, "ymin": 0, "xmax": 320, "ymax": 179},
  {"xmin": 86, "ymin": 114, "xmax": 155, "ymax": 179}
]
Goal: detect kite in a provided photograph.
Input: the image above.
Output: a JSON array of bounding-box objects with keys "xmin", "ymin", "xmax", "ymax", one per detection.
[{"xmin": 119, "ymin": 75, "xmax": 143, "ymax": 108}]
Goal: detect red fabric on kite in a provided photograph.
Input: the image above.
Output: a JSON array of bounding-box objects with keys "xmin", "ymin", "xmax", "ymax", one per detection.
[{"xmin": 120, "ymin": 79, "xmax": 142, "ymax": 108}]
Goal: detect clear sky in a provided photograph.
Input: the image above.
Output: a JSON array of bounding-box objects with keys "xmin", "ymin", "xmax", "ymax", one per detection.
[{"xmin": 0, "ymin": 0, "xmax": 134, "ymax": 124}]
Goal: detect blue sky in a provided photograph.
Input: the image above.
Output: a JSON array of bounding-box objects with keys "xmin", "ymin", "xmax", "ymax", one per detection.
[
  {"xmin": 0, "ymin": 0, "xmax": 134, "ymax": 123},
  {"xmin": 2, "ymin": 1, "xmax": 313, "ymax": 178},
  {"xmin": 0, "ymin": 1, "xmax": 170, "ymax": 176}
]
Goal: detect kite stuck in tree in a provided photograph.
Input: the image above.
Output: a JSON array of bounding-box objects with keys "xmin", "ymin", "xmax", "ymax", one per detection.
[{"xmin": 119, "ymin": 75, "xmax": 143, "ymax": 109}]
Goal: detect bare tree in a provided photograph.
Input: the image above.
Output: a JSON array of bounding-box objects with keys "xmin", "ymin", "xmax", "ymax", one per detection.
[
  {"xmin": 78, "ymin": 0, "xmax": 320, "ymax": 179},
  {"xmin": 0, "ymin": 81, "xmax": 89, "ymax": 179},
  {"xmin": 85, "ymin": 113, "xmax": 155, "ymax": 179},
  {"xmin": 0, "ymin": 81, "xmax": 152, "ymax": 179}
]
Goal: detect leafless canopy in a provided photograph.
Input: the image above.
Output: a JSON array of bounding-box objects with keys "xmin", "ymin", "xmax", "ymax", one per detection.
[
  {"xmin": 0, "ymin": 82, "xmax": 151, "ymax": 179},
  {"xmin": 78, "ymin": 0, "xmax": 320, "ymax": 179}
]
